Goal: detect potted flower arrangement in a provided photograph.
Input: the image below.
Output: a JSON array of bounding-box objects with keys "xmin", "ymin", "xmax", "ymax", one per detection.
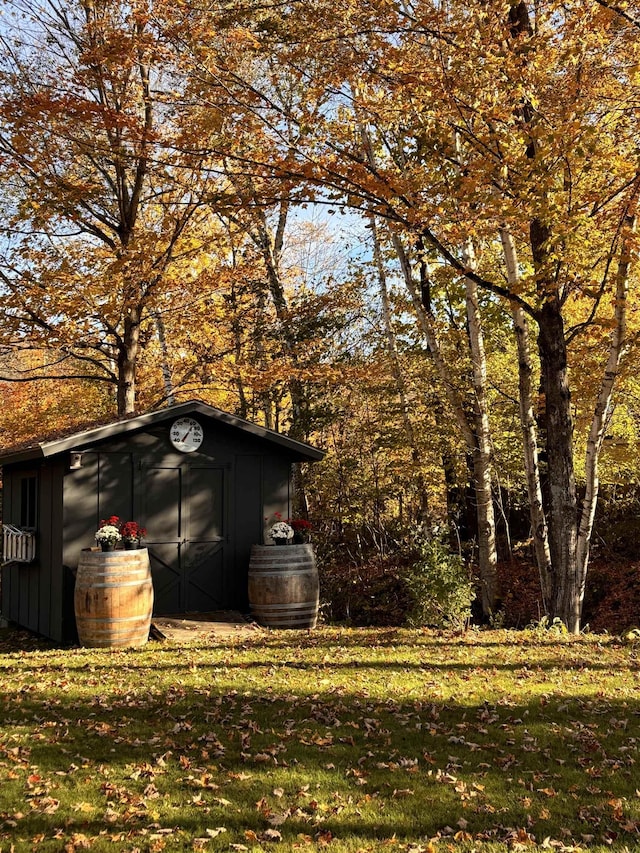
[
  {"xmin": 120, "ymin": 520, "xmax": 147, "ymax": 550},
  {"xmin": 287, "ymin": 518, "xmax": 313, "ymax": 544},
  {"xmin": 269, "ymin": 518, "xmax": 294, "ymax": 545},
  {"xmin": 95, "ymin": 516, "xmax": 122, "ymax": 552}
]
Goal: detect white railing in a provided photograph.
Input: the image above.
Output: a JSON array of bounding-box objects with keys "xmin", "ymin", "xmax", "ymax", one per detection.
[{"xmin": 2, "ymin": 524, "xmax": 36, "ymax": 564}]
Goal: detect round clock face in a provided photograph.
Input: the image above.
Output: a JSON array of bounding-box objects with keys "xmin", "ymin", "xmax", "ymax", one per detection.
[{"xmin": 169, "ymin": 417, "xmax": 204, "ymax": 453}]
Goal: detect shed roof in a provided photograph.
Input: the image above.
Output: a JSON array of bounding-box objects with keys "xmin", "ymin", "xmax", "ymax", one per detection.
[{"xmin": 0, "ymin": 400, "xmax": 325, "ymax": 466}]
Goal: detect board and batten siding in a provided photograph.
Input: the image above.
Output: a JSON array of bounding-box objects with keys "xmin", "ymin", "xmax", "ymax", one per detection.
[
  {"xmin": 231, "ymin": 452, "xmax": 292, "ymax": 611},
  {"xmin": 1, "ymin": 460, "xmax": 66, "ymax": 641}
]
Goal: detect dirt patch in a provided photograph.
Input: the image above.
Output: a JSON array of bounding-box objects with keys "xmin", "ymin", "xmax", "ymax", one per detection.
[{"xmin": 150, "ymin": 611, "xmax": 263, "ymax": 642}]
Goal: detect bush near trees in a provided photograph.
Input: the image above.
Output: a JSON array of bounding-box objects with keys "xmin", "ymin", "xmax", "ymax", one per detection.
[{"xmin": 404, "ymin": 539, "xmax": 475, "ymax": 631}]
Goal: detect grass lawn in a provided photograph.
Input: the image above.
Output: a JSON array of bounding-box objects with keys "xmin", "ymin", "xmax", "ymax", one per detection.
[{"xmin": 1, "ymin": 625, "xmax": 640, "ymax": 852}]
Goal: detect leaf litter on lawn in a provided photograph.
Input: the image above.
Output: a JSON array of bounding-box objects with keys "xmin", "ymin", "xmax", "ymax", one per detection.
[{"xmin": 1, "ymin": 627, "xmax": 640, "ymax": 850}]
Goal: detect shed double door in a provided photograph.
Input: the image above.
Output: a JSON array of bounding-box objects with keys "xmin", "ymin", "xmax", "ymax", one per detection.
[{"xmin": 143, "ymin": 464, "xmax": 229, "ymax": 615}]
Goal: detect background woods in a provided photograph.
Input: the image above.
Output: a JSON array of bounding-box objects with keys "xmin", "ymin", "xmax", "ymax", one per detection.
[{"xmin": 2, "ymin": 0, "xmax": 640, "ymax": 632}]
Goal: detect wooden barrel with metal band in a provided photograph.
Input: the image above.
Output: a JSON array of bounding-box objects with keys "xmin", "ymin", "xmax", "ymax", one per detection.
[
  {"xmin": 248, "ymin": 543, "xmax": 319, "ymax": 629},
  {"xmin": 74, "ymin": 549, "xmax": 153, "ymax": 648}
]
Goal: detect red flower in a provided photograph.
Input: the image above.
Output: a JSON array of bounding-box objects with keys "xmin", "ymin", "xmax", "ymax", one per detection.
[
  {"xmin": 119, "ymin": 520, "xmax": 147, "ymax": 540},
  {"xmin": 287, "ymin": 518, "xmax": 313, "ymax": 532}
]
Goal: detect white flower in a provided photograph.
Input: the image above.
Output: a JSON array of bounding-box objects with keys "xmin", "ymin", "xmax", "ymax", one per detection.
[
  {"xmin": 95, "ymin": 525, "xmax": 122, "ymax": 543},
  {"xmin": 269, "ymin": 522, "xmax": 293, "ymax": 540}
]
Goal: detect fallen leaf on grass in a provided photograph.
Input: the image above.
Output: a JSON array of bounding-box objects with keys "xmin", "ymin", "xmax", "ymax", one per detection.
[
  {"xmin": 262, "ymin": 829, "xmax": 282, "ymax": 841},
  {"xmin": 72, "ymin": 802, "xmax": 96, "ymax": 813},
  {"xmin": 30, "ymin": 796, "xmax": 60, "ymax": 814},
  {"xmin": 64, "ymin": 834, "xmax": 92, "ymax": 851},
  {"xmin": 454, "ymin": 830, "xmax": 473, "ymax": 842}
]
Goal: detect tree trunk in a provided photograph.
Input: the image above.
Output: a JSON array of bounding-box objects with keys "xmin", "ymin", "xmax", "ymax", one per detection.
[
  {"xmin": 154, "ymin": 310, "xmax": 176, "ymax": 407},
  {"xmin": 391, "ymin": 233, "xmax": 476, "ymax": 450},
  {"xmin": 357, "ymin": 116, "xmax": 431, "ymax": 526},
  {"xmin": 248, "ymin": 204, "xmax": 312, "ymax": 521},
  {"xmin": 228, "ymin": 278, "xmax": 249, "ymax": 418},
  {"xmin": 537, "ymin": 298, "xmax": 578, "ymax": 630},
  {"xmin": 251, "ymin": 211, "xmax": 308, "ymax": 441},
  {"xmin": 116, "ymin": 310, "xmax": 140, "ymax": 417},
  {"xmin": 506, "ymin": 0, "xmax": 579, "ymax": 628},
  {"xmin": 499, "ymin": 227, "xmax": 552, "ymax": 608}
]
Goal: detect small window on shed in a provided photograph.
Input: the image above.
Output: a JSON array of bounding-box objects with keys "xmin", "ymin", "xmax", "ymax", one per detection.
[{"xmin": 20, "ymin": 476, "xmax": 37, "ymax": 529}]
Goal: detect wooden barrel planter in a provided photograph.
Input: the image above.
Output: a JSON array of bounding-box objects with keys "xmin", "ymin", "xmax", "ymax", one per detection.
[
  {"xmin": 74, "ymin": 549, "xmax": 154, "ymax": 648},
  {"xmin": 248, "ymin": 544, "xmax": 319, "ymax": 629}
]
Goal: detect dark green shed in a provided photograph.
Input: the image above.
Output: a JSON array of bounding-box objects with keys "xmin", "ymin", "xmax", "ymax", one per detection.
[{"xmin": 0, "ymin": 400, "xmax": 324, "ymax": 643}]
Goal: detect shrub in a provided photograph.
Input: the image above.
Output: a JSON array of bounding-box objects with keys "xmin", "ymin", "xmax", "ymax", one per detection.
[{"xmin": 404, "ymin": 539, "xmax": 475, "ymax": 630}]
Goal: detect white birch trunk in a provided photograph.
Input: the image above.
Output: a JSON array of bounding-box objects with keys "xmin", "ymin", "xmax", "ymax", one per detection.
[
  {"xmin": 371, "ymin": 218, "xmax": 417, "ymax": 450},
  {"xmin": 574, "ymin": 209, "xmax": 637, "ymax": 631},
  {"xmin": 357, "ymin": 112, "xmax": 474, "ymax": 452},
  {"xmin": 392, "ymin": 231, "xmax": 500, "ymax": 614},
  {"xmin": 461, "ymin": 238, "xmax": 499, "ymax": 615},
  {"xmin": 362, "ymin": 116, "xmax": 498, "ymax": 612}
]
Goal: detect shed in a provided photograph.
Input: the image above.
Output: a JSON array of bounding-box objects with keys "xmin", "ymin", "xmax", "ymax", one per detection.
[{"xmin": 0, "ymin": 400, "xmax": 324, "ymax": 643}]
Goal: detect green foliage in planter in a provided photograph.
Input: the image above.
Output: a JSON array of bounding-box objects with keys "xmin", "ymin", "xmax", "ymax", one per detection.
[{"xmin": 404, "ymin": 538, "xmax": 475, "ymax": 629}]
